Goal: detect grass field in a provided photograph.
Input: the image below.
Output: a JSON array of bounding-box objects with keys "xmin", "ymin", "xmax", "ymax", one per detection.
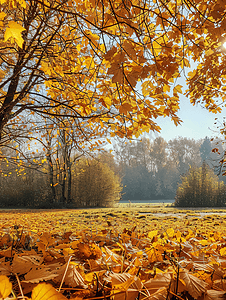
[{"xmin": 1, "ymin": 205, "xmax": 226, "ymax": 300}]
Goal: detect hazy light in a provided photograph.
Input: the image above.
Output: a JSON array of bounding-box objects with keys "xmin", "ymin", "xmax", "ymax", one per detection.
[{"xmin": 223, "ymin": 42, "xmax": 226, "ymax": 49}]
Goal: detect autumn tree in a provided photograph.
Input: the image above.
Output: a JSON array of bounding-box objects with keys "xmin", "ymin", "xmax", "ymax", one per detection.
[
  {"xmin": 27, "ymin": 113, "xmax": 108, "ymax": 205},
  {"xmin": 1, "ymin": 0, "xmax": 226, "ymax": 153},
  {"xmin": 175, "ymin": 162, "xmax": 226, "ymax": 207},
  {"xmin": 71, "ymin": 155, "xmax": 122, "ymax": 207}
]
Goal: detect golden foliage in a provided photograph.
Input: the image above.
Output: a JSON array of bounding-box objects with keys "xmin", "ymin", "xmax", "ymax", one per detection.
[{"xmin": 1, "ymin": 0, "xmax": 226, "ymax": 144}]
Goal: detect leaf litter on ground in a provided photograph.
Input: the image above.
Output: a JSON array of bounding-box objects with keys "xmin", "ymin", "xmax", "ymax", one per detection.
[{"xmin": 1, "ymin": 206, "xmax": 226, "ymax": 299}]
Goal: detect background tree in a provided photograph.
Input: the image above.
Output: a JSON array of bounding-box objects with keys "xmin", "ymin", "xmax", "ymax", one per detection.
[
  {"xmin": 0, "ymin": 150, "xmax": 121, "ymax": 208},
  {"xmin": 175, "ymin": 162, "xmax": 226, "ymax": 207},
  {"xmin": 200, "ymin": 137, "xmax": 212, "ymax": 163},
  {"xmin": 71, "ymin": 155, "xmax": 122, "ymax": 207},
  {"xmin": 113, "ymin": 136, "xmax": 202, "ymax": 201},
  {"xmin": 168, "ymin": 137, "xmax": 201, "ymax": 175}
]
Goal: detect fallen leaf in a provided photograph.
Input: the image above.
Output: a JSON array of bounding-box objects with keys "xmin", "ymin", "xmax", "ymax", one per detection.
[
  {"xmin": 144, "ymin": 273, "xmax": 171, "ymax": 295},
  {"xmin": 23, "ymin": 267, "xmax": 58, "ymax": 283},
  {"xmin": 0, "ymin": 275, "xmax": 12, "ymax": 299},
  {"xmin": 54, "ymin": 263, "xmax": 87, "ymax": 288},
  {"xmin": 31, "ymin": 283, "xmax": 67, "ymax": 300},
  {"xmin": 204, "ymin": 290, "xmax": 226, "ymax": 300},
  {"xmin": 179, "ymin": 269, "xmax": 209, "ymax": 299}
]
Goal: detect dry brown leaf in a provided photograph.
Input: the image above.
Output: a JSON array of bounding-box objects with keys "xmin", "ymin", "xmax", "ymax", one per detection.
[
  {"xmin": 77, "ymin": 242, "xmax": 102, "ymax": 259},
  {"xmin": 19, "ymin": 254, "xmax": 44, "ymax": 265},
  {"xmin": 0, "ymin": 261, "xmax": 11, "ymax": 276},
  {"xmin": 145, "ymin": 287, "xmax": 168, "ymax": 300},
  {"xmin": 111, "ymin": 272, "xmax": 142, "ymax": 290},
  {"xmin": 23, "ymin": 267, "xmax": 58, "ymax": 283},
  {"xmin": 0, "ymin": 234, "xmax": 12, "ymax": 248},
  {"xmin": 179, "ymin": 269, "xmax": 209, "ymax": 299},
  {"xmin": 110, "ymin": 272, "xmax": 142, "ymax": 300},
  {"xmin": 21, "ymin": 282, "xmax": 38, "ymax": 295},
  {"xmin": 204, "ymin": 290, "xmax": 226, "ymax": 300},
  {"xmin": 87, "ymin": 258, "xmax": 102, "ymax": 271},
  {"xmin": 144, "ymin": 273, "xmax": 171, "ymax": 295},
  {"xmin": 104, "ymin": 246, "xmax": 123, "ymax": 263},
  {"xmin": 0, "ymin": 247, "xmax": 15, "ymax": 258},
  {"xmin": 54, "ymin": 263, "xmax": 87, "ymax": 288},
  {"xmin": 11, "ymin": 254, "xmax": 34, "ymax": 275},
  {"xmin": 40, "ymin": 232, "xmax": 56, "ymax": 247},
  {"xmin": 213, "ymin": 279, "xmax": 226, "ymax": 291}
]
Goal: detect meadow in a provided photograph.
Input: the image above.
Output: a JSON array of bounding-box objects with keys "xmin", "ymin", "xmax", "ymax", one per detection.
[{"xmin": 1, "ymin": 204, "xmax": 226, "ymax": 300}]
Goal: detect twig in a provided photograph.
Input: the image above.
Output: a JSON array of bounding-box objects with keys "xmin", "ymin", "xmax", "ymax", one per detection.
[
  {"xmin": 16, "ymin": 274, "xmax": 25, "ymax": 300},
  {"xmin": 58, "ymin": 255, "xmax": 72, "ymax": 292}
]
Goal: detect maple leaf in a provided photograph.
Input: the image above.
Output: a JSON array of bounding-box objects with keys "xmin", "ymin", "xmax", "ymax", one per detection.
[
  {"xmin": 77, "ymin": 242, "xmax": 102, "ymax": 259},
  {"xmin": 40, "ymin": 232, "xmax": 56, "ymax": 247},
  {"xmin": 31, "ymin": 283, "xmax": 67, "ymax": 300},
  {"xmin": 148, "ymin": 230, "xmax": 158, "ymax": 240},
  {"xmin": 112, "ymin": 67, "xmax": 124, "ymax": 84},
  {"xmin": 119, "ymin": 103, "xmax": 133, "ymax": 114},
  {"xmin": 123, "ymin": 40, "xmax": 137, "ymax": 60},
  {"xmin": 4, "ymin": 21, "xmax": 25, "ymax": 48},
  {"xmin": 220, "ymin": 247, "xmax": 226, "ymax": 256},
  {"xmin": 0, "ymin": 275, "xmax": 12, "ymax": 299},
  {"xmin": 104, "ymin": 46, "xmax": 117, "ymax": 61}
]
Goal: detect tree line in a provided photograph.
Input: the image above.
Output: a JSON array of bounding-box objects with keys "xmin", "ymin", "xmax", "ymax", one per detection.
[
  {"xmin": 1, "ymin": 134, "xmax": 226, "ymax": 207},
  {"xmin": 113, "ymin": 136, "xmax": 226, "ymax": 202},
  {"xmin": 0, "ymin": 145, "xmax": 122, "ymax": 208}
]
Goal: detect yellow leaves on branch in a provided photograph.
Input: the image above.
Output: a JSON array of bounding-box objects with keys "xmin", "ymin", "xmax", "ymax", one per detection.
[{"xmin": 4, "ymin": 21, "xmax": 25, "ymax": 48}]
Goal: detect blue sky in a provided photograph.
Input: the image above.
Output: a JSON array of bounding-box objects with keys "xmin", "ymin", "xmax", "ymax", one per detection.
[{"xmin": 149, "ymin": 95, "xmax": 226, "ymax": 142}]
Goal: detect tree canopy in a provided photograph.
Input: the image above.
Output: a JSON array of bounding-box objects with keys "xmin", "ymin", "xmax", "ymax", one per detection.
[{"xmin": 1, "ymin": 0, "xmax": 226, "ymax": 147}]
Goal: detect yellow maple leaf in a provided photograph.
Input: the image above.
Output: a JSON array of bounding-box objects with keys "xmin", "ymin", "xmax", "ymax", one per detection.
[
  {"xmin": 173, "ymin": 84, "xmax": 183, "ymax": 94},
  {"xmin": 4, "ymin": 21, "xmax": 26, "ymax": 48},
  {"xmin": 0, "ymin": 275, "xmax": 12, "ymax": 299}
]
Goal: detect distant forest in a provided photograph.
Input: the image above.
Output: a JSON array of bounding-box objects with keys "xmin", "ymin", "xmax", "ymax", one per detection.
[
  {"xmin": 113, "ymin": 136, "xmax": 225, "ymax": 201},
  {"xmin": 0, "ymin": 135, "xmax": 225, "ymax": 207}
]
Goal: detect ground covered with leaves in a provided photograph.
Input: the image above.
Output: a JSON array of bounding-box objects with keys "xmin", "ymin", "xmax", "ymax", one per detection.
[{"xmin": 1, "ymin": 205, "xmax": 226, "ymax": 300}]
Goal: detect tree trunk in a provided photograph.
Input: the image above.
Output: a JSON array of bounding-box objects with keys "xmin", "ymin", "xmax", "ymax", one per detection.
[{"xmin": 46, "ymin": 151, "xmax": 56, "ymax": 203}]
